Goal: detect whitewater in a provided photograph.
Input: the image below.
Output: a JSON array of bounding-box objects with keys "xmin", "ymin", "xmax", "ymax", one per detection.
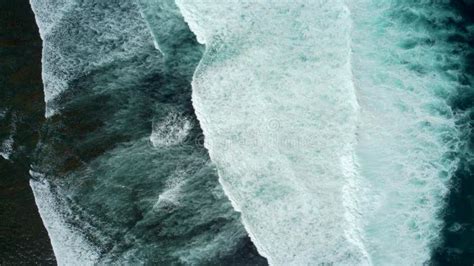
[
  {"xmin": 348, "ymin": 1, "xmax": 463, "ymax": 264},
  {"xmin": 175, "ymin": 0, "xmax": 464, "ymax": 265},
  {"xmin": 175, "ymin": 0, "xmax": 369, "ymax": 265},
  {"xmin": 28, "ymin": 0, "xmax": 469, "ymax": 265}
]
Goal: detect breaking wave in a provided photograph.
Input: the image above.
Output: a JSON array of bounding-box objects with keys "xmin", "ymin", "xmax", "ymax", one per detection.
[
  {"xmin": 176, "ymin": 0, "xmax": 369, "ymax": 264},
  {"xmin": 176, "ymin": 0, "xmax": 466, "ymax": 265}
]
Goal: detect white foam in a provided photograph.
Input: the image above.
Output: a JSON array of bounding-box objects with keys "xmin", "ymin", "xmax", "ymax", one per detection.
[
  {"xmin": 0, "ymin": 136, "xmax": 14, "ymax": 160},
  {"xmin": 154, "ymin": 168, "xmax": 187, "ymax": 208},
  {"xmin": 29, "ymin": 0, "xmax": 74, "ymax": 117},
  {"xmin": 176, "ymin": 0, "xmax": 370, "ymax": 264},
  {"xmin": 0, "ymin": 109, "xmax": 7, "ymax": 119},
  {"xmin": 29, "ymin": 0, "xmax": 162, "ymax": 117},
  {"xmin": 1, "ymin": 119, "xmax": 16, "ymax": 160},
  {"xmin": 150, "ymin": 113, "xmax": 192, "ymax": 148},
  {"xmin": 347, "ymin": 1, "xmax": 462, "ymax": 264},
  {"xmin": 176, "ymin": 0, "xmax": 465, "ymax": 264},
  {"xmin": 29, "ymin": 0, "xmax": 74, "ymax": 39},
  {"xmin": 29, "ymin": 171, "xmax": 100, "ymax": 266}
]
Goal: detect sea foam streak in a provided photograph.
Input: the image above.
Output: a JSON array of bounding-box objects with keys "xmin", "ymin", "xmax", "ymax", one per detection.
[{"xmin": 176, "ymin": 0, "xmax": 370, "ymax": 264}]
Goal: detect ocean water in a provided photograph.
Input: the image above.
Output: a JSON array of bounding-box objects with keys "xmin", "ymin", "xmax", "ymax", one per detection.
[
  {"xmin": 22, "ymin": 0, "xmax": 474, "ymax": 265},
  {"xmin": 176, "ymin": 1, "xmax": 369, "ymax": 264},
  {"xmin": 0, "ymin": 0, "xmax": 55, "ymax": 263},
  {"xmin": 176, "ymin": 0, "xmax": 473, "ymax": 265},
  {"xmin": 348, "ymin": 1, "xmax": 469, "ymax": 264},
  {"xmin": 28, "ymin": 0, "xmax": 265, "ymax": 264},
  {"xmin": 432, "ymin": 0, "xmax": 474, "ymax": 264}
]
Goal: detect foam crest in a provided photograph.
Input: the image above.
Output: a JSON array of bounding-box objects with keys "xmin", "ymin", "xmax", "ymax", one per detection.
[{"xmin": 176, "ymin": 0, "xmax": 370, "ymax": 264}]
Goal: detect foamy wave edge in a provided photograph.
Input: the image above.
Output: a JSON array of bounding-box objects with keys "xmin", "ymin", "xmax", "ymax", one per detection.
[{"xmin": 29, "ymin": 171, "xmax": 99, "ymax": 266}]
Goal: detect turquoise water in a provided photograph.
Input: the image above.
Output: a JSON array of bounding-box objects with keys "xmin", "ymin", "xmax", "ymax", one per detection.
[
  {"xmin": 20, "ymin": 0, "xmax": 474, "ymax": 265},
  {"xmin": 176, "ymin": 0, "xmax": 472, "ymax": 264}
]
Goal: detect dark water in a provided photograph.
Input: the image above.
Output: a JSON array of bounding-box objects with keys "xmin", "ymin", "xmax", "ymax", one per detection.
[
  {"xmin": 0, "ymin": 0, "xmax": 55, "ymax": 264},
  {"xmin": 433, "ymin": 0, "xmax": 474, "ymax": 265},
  {"xmin": 28, "ymin": 0, "xmax": 267, "ymax": 264}
]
